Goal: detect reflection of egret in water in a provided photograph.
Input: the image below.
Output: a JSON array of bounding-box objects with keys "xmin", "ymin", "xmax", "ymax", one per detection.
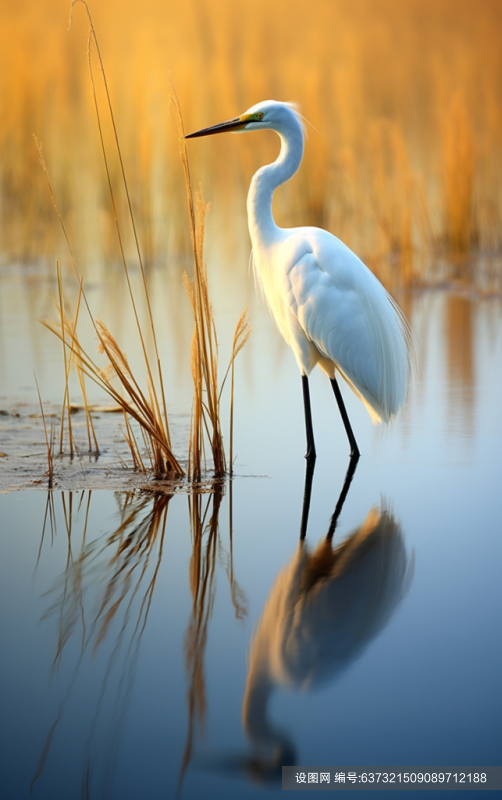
[
  {"xmin": 240, "ymin": 459, "xmax": 414, "ymax": 782},
  {"xmin": 31, "ymin": 490, "xmax": 172, "ymax": 796}
]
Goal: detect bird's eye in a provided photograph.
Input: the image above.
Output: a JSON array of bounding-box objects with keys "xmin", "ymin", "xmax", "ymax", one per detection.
[{"xmin": 256, "ymin": 112, "xmax": 264, "ymax": 120}]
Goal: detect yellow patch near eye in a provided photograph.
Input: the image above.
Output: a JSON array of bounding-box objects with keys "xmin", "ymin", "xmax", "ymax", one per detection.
[{"xmin": 240, "ymin": 112, "xmax": 264, "ymax": 124}]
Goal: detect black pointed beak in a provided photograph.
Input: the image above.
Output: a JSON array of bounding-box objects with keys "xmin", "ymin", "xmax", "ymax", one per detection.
[{"xmin": 185, "ymin": 116, "xmax": 247, "ymax": 139}]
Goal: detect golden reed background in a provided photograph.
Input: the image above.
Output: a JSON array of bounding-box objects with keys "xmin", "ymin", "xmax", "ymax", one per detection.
[{"xmin": 1, "ymin": 0, "xmax": 501, "ymax": 286}]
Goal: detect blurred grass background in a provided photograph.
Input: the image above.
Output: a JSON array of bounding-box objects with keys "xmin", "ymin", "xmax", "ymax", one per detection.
[{"xmin": 1, "ymin": 0, "xmax": 501, "ymax": 288}]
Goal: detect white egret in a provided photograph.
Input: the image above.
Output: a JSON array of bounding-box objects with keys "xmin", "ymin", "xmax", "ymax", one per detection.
[{"xmin": 186, "ymin": 101, "xmax": 415, "ymax": 459}]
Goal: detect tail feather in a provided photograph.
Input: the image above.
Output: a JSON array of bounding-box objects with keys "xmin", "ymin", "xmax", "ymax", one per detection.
[{"xmin": 356, "ymin": 276, "xmax": 415, "ymax": 422}]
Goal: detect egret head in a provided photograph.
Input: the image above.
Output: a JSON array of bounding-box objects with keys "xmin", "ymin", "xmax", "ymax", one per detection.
[{"xmin": 185, "ymin": 100, "xmax": 303, "ymax": 139}]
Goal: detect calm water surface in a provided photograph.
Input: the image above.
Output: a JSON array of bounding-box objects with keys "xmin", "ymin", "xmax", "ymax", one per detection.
[{"xmin": 1, "ymin": 267, "xmax": 501, "ymax": 798}]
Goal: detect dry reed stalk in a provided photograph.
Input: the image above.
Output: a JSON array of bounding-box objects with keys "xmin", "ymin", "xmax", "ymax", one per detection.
[
  {"xmin": 171, "ymin": 86, "xmax": 226, "ymax": 480},
  {"xmin": 219, "ymin": 309, "xmax": 251, "ymax": 475},
  {"xmin": 47, "ymin": 268, "xmax": 184, "ymax": 477},
  {"xmin": 122, "ymin": 409, "xmax": 146, "ymax": 471},
  {"xmin": 56, "ymin": 261, "xmax": 76, "ymax": 456},
  {"xmin": 35, "ymin": 12, "xmax": 183, "ymax": 478},
  {"xmin": 70, "ymin": 0, "xmax": 173, "ymax": 453},
  {"xmin": 171, "ymin": 83, "xmax": 251, "ymax": 480},
  {"xmin": 42, "ymin": 260, "xmax": 183, "ymax": 474},
  {"xmin": 56, "ymin": 261, "xmax": 100, "ymax": 455},
  {"xmin": 184, "ymin": 309, "xmax": 204, "ymax": 480},
  {"xmin": 182, "ymin": 194, "xmax": 251, "ymax": 481},
  {"xmin": 42, "ymin": 297, "xmax": 184, "ymax": 476},
  {"xmin": 68, "ymin": 276, "xmax": 100, "ymax": 453},
  {"xmin": 35, "ymin": 374, "xmax": 54, "ymax": 488}
]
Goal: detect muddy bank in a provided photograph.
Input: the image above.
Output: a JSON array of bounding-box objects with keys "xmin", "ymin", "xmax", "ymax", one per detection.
[{"xmin": 0, "ymin": 402, "xmax": 194, "ymax": 493}]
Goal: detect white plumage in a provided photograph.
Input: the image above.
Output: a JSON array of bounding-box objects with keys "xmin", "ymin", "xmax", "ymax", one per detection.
[
  {"xmin": 187, "ymin": 100, "xmax": 415, "ymax": 456},
  {"xmin": 253, "ymin": 226, "xmax": 412, "ymax": 424}
]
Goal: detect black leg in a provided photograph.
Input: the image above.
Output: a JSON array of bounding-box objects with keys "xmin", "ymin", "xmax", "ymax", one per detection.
[
  {"xmin": 299, "ymin": 458, "xmax": 315, "ymax": 540},
  {"xmin": 302, "ymin": 375, "xmax": 316, "ymax": 464},
  {"xmin": 326, "ymin": 451, "xmax": 360, "ymax": 541},
  {"xmin": 330, "ymin": 376, "xmax": 360, "ymax": 458}
]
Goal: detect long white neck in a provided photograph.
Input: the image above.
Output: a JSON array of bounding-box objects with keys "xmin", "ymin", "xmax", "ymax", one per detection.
[{"xmin": 247, "ymin": 115, "xmax": 304, "ymax": 249}]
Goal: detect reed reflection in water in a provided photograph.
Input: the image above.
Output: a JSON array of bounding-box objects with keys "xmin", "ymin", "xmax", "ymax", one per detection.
[
  {"xmin": 178, "ymin": 485, "xmax": 247, "ymax": 792},
  {"xmin": 32, "ymin": 490, "xmax": 173, "ymax": 795},
  {"xmin": 31, "ymin": 469, "xmax": 412, "ymax": 793},
  {"xmin": 31, "ymin": 485, "xmax": 247, "ymax": 798}
]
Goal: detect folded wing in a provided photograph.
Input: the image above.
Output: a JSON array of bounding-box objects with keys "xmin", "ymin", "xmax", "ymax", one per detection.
[{"xmin": 286, "ymin": 246, "xmax": 413, "ymax": 423}]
